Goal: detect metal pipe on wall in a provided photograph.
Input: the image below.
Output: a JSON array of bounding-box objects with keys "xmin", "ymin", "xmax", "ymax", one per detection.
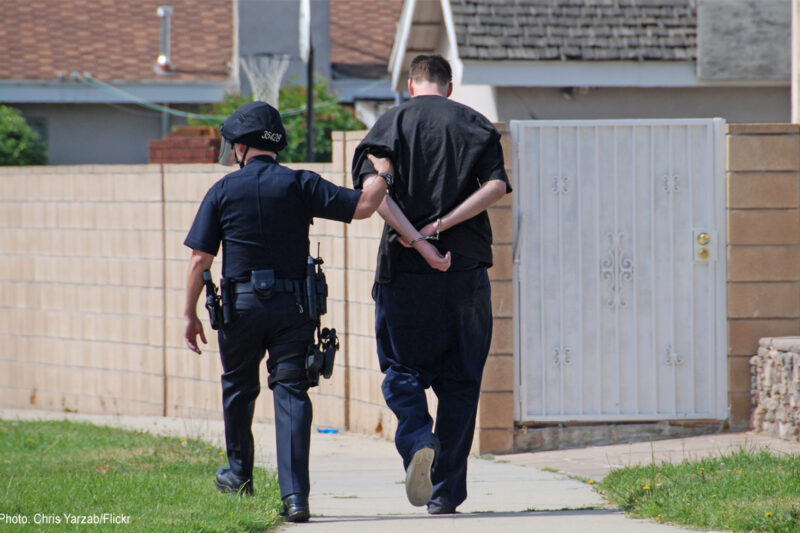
[{"xmin": 793, "ymin": 0, "xmax": 800, "ymax": 122}]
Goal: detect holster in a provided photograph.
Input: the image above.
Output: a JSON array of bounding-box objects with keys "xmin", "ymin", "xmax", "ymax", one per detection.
[
  {"xmin": 220, "ymin": 277, "xmax": 233, "ymax": 327},
  {"xmin": 305, "ymin": 327, "xmax": 339, "ymax": 386},
  {"xmin": 202, "ymin": 270, "xmax": 223, "ymax": 330},
  {"xmin": 305, "ymin": 256, "xmax": 329, "ymax": 322}
]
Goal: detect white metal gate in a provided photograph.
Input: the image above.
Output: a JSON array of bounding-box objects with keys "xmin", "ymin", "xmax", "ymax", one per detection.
[{"xmin": 511, "ymin": 120, "xmax": 727, "ymax": 422}]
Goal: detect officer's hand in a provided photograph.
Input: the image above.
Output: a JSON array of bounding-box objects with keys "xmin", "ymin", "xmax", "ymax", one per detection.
[
  {"xmin": 366, "ymin": 153, "xmax": 394, "ymax": 176},
  {"xmin": 413, "ymin": 240, "xmax": 451, "ymax": 272},
  {"xmin": 185, "ymin": 316, "xmax": 207, "ymax": 355}
]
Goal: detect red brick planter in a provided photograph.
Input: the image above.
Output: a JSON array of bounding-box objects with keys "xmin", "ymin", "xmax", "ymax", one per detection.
[{"xmin": 148, "ymin": 126, "xmax": 221, "ymax": 163}]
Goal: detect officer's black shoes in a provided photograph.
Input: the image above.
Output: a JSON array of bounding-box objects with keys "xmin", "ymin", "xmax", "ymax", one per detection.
[
  {"xmin": 405, "ymin": 446, "xmax": 435, "ymax": 506},
  {"xmin": 427, "ymin": 503, "xmax": 456, "ymax": 515},
  {"xmin": 214, "ymin": 466, "xmax": 253, "ymax": 496},
  {"xmin": 279, "ymin": 494, "xmax": 310, "ymax": 523}
]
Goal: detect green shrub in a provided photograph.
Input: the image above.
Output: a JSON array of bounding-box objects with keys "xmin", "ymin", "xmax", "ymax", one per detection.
[
  {"xmin": 0, "ymin": 105, "xmax": 47, "ymax": 165},
  {"xmin": 190, "ymin": 77, "xmax": 365, "ymax": 163}
]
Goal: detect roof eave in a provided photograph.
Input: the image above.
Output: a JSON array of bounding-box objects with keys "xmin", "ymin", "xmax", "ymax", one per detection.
[
  {"xmin": 0, "ymin": 79, "xmax": 236, "ymax": 104},
  {"xmin": 459, "ymin": 60, "xmax": 789, "ymax": 88},
  {"xmin": 439, "ymin": 0, "xmax": 463, "ymax": 84},
  {"xmin": 389, "ymin": 0, "xmax": 421, "ymax": 92},
  {"xmin": 389, "ymin": 0, "xmax": 464, "ymax": 92}
]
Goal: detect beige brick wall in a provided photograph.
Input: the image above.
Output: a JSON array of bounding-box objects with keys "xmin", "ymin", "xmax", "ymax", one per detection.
[
  {"xmin": 0, "ymin": 164, "xmax": 166, "ymax": 417},
  {"xmin": 474, "ymin": 124, "xmax": 515, "ymax": 454},
  {"xmin": 727, "ymin": 124, "xmax": 800, "ymax": 429}
]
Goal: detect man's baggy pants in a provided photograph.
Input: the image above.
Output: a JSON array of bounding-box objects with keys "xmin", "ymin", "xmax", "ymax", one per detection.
[{"xmin": 374, "ymin": 261, "xmax": 492, "ymax": 510}]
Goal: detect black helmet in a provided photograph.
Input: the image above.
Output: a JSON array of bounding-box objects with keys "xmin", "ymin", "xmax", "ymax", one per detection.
[{"xmin": 218, "ymin": 101, "xmax": 288, "ymax": 165}]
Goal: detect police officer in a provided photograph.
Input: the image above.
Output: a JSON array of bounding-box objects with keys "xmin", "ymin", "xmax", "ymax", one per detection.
[{"xmin": 182, "ymin": 101, "xmax": 391, "ymax": 522}]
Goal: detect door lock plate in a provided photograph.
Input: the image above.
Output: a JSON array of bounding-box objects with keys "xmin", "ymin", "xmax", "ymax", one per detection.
[{"xmin": 693, "ymin": 230, "xmax": 716, "ymax": 263}]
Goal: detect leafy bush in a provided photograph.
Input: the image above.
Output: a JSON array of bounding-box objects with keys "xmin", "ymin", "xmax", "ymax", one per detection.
[
  {"xmin": 0, "ymin": 105, "xmax": 47, "ymax": 165},
  {"xmin": 190, "ymin": 77, "xmax": 365, "ymax": 163}
]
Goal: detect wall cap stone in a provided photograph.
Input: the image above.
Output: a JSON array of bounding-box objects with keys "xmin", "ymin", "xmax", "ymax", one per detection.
[
  {"xmin": 759, "ymin": 336, "xmax": 800, "ymax": 352},
  {"xmin": 728, "ymin": 123, "xmax": 800, "ymax": 135}
]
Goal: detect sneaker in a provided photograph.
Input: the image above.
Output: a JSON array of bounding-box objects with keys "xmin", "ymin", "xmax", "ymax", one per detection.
[
  {"xmin": 214, "ymin": 466, "xmax": 253, "ymax": 496},
  {"xmin": 405, "ymin": 446, "xmax": 435, "ymax": 506}
]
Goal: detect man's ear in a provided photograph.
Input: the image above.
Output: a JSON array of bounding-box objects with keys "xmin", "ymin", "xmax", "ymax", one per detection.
[
  {"xmin": 407, "ymin": 78, "xmax": 415, "ymax": 97},
  {"xmin": 446, "ymin": 81, "xmax": 453, "ymax": 98}
]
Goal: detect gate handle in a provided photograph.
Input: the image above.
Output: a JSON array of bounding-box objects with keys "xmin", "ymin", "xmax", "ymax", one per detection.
[{"xmin": 512, "ymin": 209, "xmax": 524, "ymax": 264}]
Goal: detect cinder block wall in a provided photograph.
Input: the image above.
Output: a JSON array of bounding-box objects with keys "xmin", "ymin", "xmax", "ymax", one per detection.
[
  {"xmin": 0, "ymin": 165, "xmax": 167, "ymax": 416},
  {"xmin": 474, "ymin": 124, "xmax": 515, "ymax": 453},
  {"xmin": 727, "ymin": 124, "xmax": 800, "ymax": 429},
  {"xmin": 336, "ymin": 131, "xmax": 397, "ymax": 440}
]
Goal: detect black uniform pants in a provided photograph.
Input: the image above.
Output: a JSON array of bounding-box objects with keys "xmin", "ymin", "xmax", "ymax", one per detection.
[
  {"xmin": 374, "ymin": 250, "xmax": 492, "ymax": 510},
  {"xmin": 217, "ymin": 291, "xmax": 316, "ymax": 498}
]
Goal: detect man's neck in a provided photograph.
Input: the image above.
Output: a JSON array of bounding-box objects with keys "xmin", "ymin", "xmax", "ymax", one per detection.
[{"xmin": 411, "ymin": 82, "xmax": 448, "ymax": 98}]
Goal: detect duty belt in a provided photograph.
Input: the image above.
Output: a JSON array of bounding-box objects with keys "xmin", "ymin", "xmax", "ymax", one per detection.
[{"xmin": 233, "ymin": 279, "xmax": 302, "ymax": 294}]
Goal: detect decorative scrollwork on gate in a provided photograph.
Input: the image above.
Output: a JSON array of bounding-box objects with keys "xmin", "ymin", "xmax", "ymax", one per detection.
[
  {"xmin": 600, "ymin": 233, "xmax": 634, "ymax": 308},
  {"xmin": 663, "ymin": 174, "xmax": 680, "ymax": 193},
  {"xmin": 552, "ymin": 176, "xmax": 569, "ymax": 194},
  {"xmin": 664, "ymin": 344, "xmax": 683, "ymax": 366},
  {"xmin": 552, "ymin": 347, "xmax": 573, "ymax": 367}
]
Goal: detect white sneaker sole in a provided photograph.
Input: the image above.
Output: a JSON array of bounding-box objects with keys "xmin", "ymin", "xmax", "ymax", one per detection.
[{"xmin": 405, "ymin": 447, "xmax": 434, "ymax": 507}]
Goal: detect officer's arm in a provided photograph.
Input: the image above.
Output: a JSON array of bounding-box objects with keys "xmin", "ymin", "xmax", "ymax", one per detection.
[
  {"xmin": 352, "ymin": 173, "xmax": 389, "ymax": 219},
  {"xmin": 183, "ymin": 249, "xmax": 214, "ymax": 354},
  {"xmin": 419, "ymin": 180, "xmax": 508, "ymax": 238}
]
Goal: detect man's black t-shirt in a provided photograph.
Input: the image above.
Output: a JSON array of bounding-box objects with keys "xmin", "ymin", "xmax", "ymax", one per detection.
[
  {"xmin": 352, "ymin": 95, "xmax": 511, "ymax": 284},
  {"xmin": 185, "ymin": 155, "xmax": 360, "ymax": 280}
]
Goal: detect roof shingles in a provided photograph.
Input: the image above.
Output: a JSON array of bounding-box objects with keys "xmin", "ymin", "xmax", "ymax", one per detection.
[
  {"xmin": 451, "ymin": 0, "xmax": 696, "ymax": 61},
  {"xmin": 0, "ymin": 0, "xmax": 232, "ymax": 83},
  {"xmin": 330, "ymin": 0, "xmax": 404, "ymax": 78}
]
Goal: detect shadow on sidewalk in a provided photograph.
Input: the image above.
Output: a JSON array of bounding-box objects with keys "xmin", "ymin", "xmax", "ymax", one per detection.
[{"xmin": 305, "ymin": 508, "xmax": 620, "ymax": 524}]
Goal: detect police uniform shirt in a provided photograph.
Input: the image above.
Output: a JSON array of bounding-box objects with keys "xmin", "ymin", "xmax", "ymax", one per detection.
[
  {"xmin": 185, "ymin": 155, "xmax": 360, "ymax": 279},
  {"xmin": 351, "ymin": 95, "xmax": 511, "ymax": 284}
]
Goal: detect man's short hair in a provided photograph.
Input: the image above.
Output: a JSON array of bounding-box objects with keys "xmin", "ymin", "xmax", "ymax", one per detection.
[{"xmin": 409, "ymin": 55, "xmax": 452, "ymax": 86}]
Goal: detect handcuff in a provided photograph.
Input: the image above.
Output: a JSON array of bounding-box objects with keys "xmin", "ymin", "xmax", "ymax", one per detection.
[{"xmin": 408, "ymin": 218, "xmax": 442, "ymax": 246}]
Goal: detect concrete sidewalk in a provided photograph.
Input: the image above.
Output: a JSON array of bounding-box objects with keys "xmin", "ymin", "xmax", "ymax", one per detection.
[{"xmin": 5, "ymin": 409, "xmax": 799, "ymax": 532}]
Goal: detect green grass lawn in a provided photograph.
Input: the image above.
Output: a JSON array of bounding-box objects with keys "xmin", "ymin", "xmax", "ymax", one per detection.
[
  {"xmin": 0, "ymin": 419, "xmax": 282, "ymax": 532},
  {"xmin": 598, "ymin": 447, "xmax": 800, "ymax": 532}
]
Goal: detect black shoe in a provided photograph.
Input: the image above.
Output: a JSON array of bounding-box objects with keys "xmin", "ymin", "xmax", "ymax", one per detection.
[
  {"xmin": 427, "ymin": 502, "xmax": 456, "ymax": 515},
  {"xmin": 215, "ymin": 466, "xmax": 253, "ymax": 496},
  {"xmin": 279, "ymin": 494, "xmax": 310, "ymax": 523}
]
